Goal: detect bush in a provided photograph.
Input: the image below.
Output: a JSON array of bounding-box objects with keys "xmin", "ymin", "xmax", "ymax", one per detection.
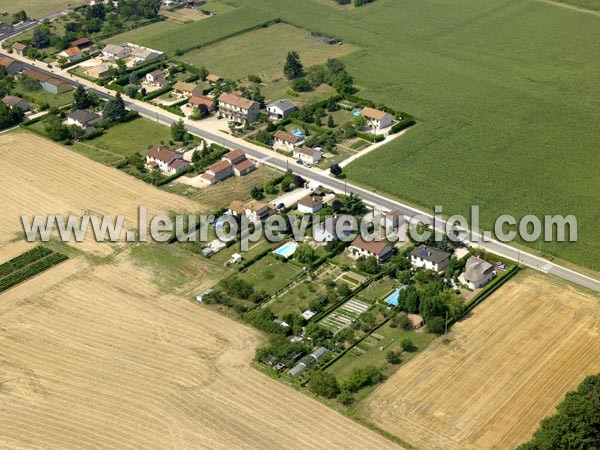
[
  {"xmin": 308, "ymin": 371, "xmax": 340, "ymax": 398},
  {"xmin": 400, "ymin": 338, "xmax": 416, "ymax": 352},
  {"xmin": 342, "ymin": 365, "xmax": 385, "ymax": 393},
  {"xmin": 386, "ymin": 350, "xmax": 402, "ymax": 364},
  {"xmin": 426, "ymin": 316, "xmax": 445, "ymax": 335}
]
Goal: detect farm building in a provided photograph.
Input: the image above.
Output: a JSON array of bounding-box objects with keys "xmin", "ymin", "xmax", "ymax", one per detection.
[{"xmin": 70, "ymin": 37, "xmax": 91, "ymax": 49}]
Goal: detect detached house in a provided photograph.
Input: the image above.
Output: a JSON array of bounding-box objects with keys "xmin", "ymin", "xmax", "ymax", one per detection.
[
  {"xmin": 172, "ymin": 81, "xmax": 197, "ymax": 98},
  {"xmin": 145, "ymin": 70, "xmax": 168, "ymax": 87},
  {"xmin": 459, "ymin": 256, "xmax": 495, "ymax": 289},
  {"xmin": 297, "ymin": 196, "xmax": 323, "ymax": 214},
  {"xmin": 0, "ymin": 57, "xmax": 23, "ymax": 75},
  {"xmin": 66, "ymin": 109, "xmax": 102, "ymax": 129},
  {"xmin": 410, "ymin": 245, "xmax": 451, "ymax": 272},
  {"xmin": 217, "ymin": 92, "xmax": 259, "ymax": 125},
  {"xmin": 313, "ymin": 216, "xmax": 353, "ymax": 243},
  {"xmin": 145, "ymin": 145, "xmax": 189, "ymax": 175},
  {"xmin": 206, "ymin": 74, "xmax": 223, "ymax": 85},
  {"xmin": 102, "ymin": 44, "xmax": 130, "ymax": 60},
  {"xmin": 243, "ymin": 200, "xmax": 276, "ymax": 223},
  {"xmin": 293, "ymin": 146, "xmax": 321, "ymax": 164},
  {"xmin": 130, "ymin": 47, "xmax": 160, "ymax": 64},
  {"xmin": 266, "ymin": 98, "xmax": 297, "ymax": 119},
  {"xmin": 361, "ymin": 107, "xmax": 393, "ymax": 131},
  {"xmin": 274, "ymin": 130, "xmax": 302, "ymax": 152},
  {"xmin": 58, "ymin": 46, "xmax": 82, "ymax": 63},
  {"xmin": 2, "ymin": 95, "xmax": 29, "ymax": 112},
  {"xmin": 86, "ymin": 63, "xmax": 110, "ymax": 79},
  {"xmin": 200, "ymin": 149, "xmax": 256, "ymax": 184},
  {"xmin": 349, "ymin": 235, "xmax": 393, "ymax": 263}
]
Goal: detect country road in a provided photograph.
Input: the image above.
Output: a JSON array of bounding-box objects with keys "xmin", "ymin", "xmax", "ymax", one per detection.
[{"xmin": 4, "ymin": 52, "xmax": 600, "ymax": 294}]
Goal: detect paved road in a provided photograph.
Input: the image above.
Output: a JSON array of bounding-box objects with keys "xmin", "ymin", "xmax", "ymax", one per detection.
[{"xmin": 7, "ymin": 56, "xmax": 600, "ymax": 293}]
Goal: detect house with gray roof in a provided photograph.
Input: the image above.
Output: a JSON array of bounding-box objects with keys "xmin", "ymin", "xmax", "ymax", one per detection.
[
  {"xmin": 266, "ymin": 98, "xmax": 298, "ymax": 119},
  {"xmin": 459, "ymin": 256, "xmax": 495, "ymax": 289},
  {"xmin": 410, "ymin": 245, "xmax": 452, "ymax": 272},
  {"xmin": 66, "ymin": 110, "xmax": 102, "ymax": 129}
]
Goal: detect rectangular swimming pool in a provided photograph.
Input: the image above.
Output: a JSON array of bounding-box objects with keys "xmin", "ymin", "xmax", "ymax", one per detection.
[{"xmin": 273, "ymin": 242, "xmax": 298, "ymax": 259}]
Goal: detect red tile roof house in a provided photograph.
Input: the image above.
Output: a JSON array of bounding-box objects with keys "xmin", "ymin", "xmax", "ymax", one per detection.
[
  {"xmin": 293, "ymin": 146, "xmax": 321, "ymax": 164},
  {"xmin": 57, "ymin": 46, "xmax": 83, "ymax": 63},
  {"xmin": 361, "ymin": 107, "xmax": 394, "ymax": 132},
  {"xmin": 273, "ymin": 130, "xmax": 303, "ymax": 152},
  {"xmin": 0, "ymin": 57, "xmax": 23, "ymax": 75},
  {"xmin": 217, "ymin": 92, "xmax": 259, "ymax": 125},
  {"xmin": 200, "ymin": 149, "xmax": 256, "ymax": 184},
  {"xmin": 184, "ymin": 95, "xmax": 214, "ymax": 117},
  {"xmin": 349, "ymin": 235, "xmax": 393, "ymax": 263},
  {"xmin": 145, "ymin": 145, "xmax": 189, "ymax": 175}
]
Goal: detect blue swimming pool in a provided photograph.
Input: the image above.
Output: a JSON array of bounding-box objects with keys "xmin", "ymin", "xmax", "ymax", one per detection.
[
  {"xmin": 292, "ymin": 129, "xmax": 304, "ymax": 137},
  {"xmin": 273, "ymin": 242, "xmax": 298, "ymax": 258},
  {"xmin": 353, "ymin": 109, "xmax": 362, "ymax": 116},
  {"xmin": 385, "ymin": 289, "xmax": 400, "ymax": 306}
]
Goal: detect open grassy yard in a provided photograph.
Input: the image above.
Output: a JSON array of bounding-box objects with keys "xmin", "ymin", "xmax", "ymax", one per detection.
[
  {"xmin": 356, "ymin": 276, "xmax": 395, "ymax": 303},
  {"xmin": 231, "ymin": 0, "xmax": 600, "ymax": 272},
  {"xmin": 0, "ymin": 0, "xmax": 85, "ymax": 21},
  {"xmin": 14, "ymin": 83, "xmax": 73, "ymax": 107},
  {"xmin": 238, "ymin": 254, "xmax": 302, "ymax": 296},
  {"xmin": 107, "ymin": 8, "xmax": 276, "ymax": 55},
  {"xmin": 327, "ymin": 324, "xmax": 435, "ymax": 380},
  {"xmin": 201, "ymin": 0, "xmax": 238, "ymax": 14},
  {"xmin": 268, "ymin": 279, "xmax": 326, "ymax": 318},
  {"xmin": 261, "ymin": 79, "xmax": 337, "ymax": 104},
  {"xmin": 554, "ymin": 0, "xmax": 600, "ymax": 11},
  {"xmin": 180, "ymin": 22, "xmax": 359, "ymax": 81}
]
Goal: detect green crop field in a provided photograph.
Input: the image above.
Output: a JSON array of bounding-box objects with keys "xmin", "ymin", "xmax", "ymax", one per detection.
[
  {"xmin": 107, "ymin": 8, "xmax": 277, "ymax": 55},
  {"xmin": 180, "ymin": 22, "xmax": 358, "ymax": 81},
  {"xmin": 554, "ymin": 0, "xmax": 600, "ymax": 11},
  {"xmin": 225, "ymin": 0, "xmax": 600, "ymax": 271},
  {"xmin": 0, "ymin": 0, "xmax": 85, "ymax": 22}
]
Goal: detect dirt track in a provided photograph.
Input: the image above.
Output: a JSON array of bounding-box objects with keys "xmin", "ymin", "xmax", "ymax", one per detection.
[{"xmin": 365, "ymin": 272, "xmax": 600, "ymax": 450}]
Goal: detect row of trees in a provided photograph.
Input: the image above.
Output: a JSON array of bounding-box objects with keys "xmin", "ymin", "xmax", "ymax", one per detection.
[{"xmin": 284, "ymin": 54, "xmax": 355, "ymax": 95}]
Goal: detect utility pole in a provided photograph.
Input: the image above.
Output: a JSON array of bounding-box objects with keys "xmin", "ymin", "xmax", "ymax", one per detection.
[{"xmin": 445, "ymin": 310, "xmax": 448, "ymax": 335}]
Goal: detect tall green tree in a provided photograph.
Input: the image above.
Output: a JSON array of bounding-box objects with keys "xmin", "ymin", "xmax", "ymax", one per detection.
[
  {"xmin": 308, "ymin": 372, "xmax": 341, "ymax": 399},
  {"xmin": 103, "ymin": 92, "xmax": 126, "ymax": 121},
  {"xmin": 284, "ymin": 51, "xmax": 303, "ymax": 79},
  {"xmin": 171, "ymin": 119, "xmax": 187, "ymax": 141}
]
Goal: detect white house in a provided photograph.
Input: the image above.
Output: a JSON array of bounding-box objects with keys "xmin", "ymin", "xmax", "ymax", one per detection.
[
  {"xmin": 58, "ymin": 46, "xmax": 82, "ymax": 63},
  {"xmin": 459, "ymin": 256, "xmax": 495, "ymax": 289},
  {"xmin": 217, "ymin": 92, "xmax": 259, "ymax": 125},
  {"xmin": 297, "ymin": 196, "xmax": 323, "ymax": 214},
  {"xmin": 274, "ymin": 130, "xmax": 302, "ymax": 152},
  {"xmin": 145, "ymin": 70, "xmax": 167, "ymax": 87},
  {"xmin": 313, "ymin": 215, "xmax": 354, "ymax": 243},
  {"xmin": 410, "ymin": 245, "xmax": 452, "ymax": 272},
  {"xmin": 102, "ymin": 44, "xmax": 130, "ymax": 59},
  {"xmin": 293, "ymin": 146, "xmax": 321, "ymax": 164},
  {"xmin": 349, "ymin": 235, "xmax": 393, "ymax": 263},
  {"xmin": 266, "ymin": 98, "xmax": 297, "ymax": 119},
  {"xmin": 361, "ymin": 107, "xmax": 393, "ymax": 131},
  {"xmin": 145, "ymin": 145, "xmax": 189, "ymax": 175}
]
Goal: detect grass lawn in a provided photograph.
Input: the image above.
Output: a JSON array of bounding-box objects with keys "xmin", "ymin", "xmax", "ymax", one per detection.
[
  {"xmin": 78, "ymin": 117, "xmax": 172, "ymax": 164},
  {"xmin": 356, "ymin": 277, "xmax": 395, "ymax": 303},
  {"xmin": 327, "ymin": 324, "xmax": 436, "ymax": 380},
  {"xmin": 180, "ymin": 22, "xmax": 359, "ymax": 81},
  {"xmin": 210, "ymin": 238, "xmax": 275, "ymax": 266},
  {"xmin": 0, "ymin": 0, "xmax": 85, "ymax": 22},
  {"xmin": 107, "ymin": 8, "xmax": 275, "ymax": 55},
  {"xmin": 130, "ymin": 242, "xmax": 231, "ymax": 295},
  {"xmin": 228, "ymin": 0, "xmax": 600, "ymax": 272},
  {"xmin": 554, "ymin": 0, "xmax": 600, "ymax": 11},
  {"xmin": 238, "ymin": 255, "xmax": 302, "ymax": 296},
  {"xmin": 201, "ymin": 0, "xmax": 238, "ymax": 14},
  {"xmin": 268, "ymin": 279, "xmax": 325, "ymax": 318},
  {"xmin": 262, "ymin": 80, "xmax": 336, "ymax": 105},
  {"xmin": 14, "ymin": 84, "xmax": 74, "ymax": 108},
  {"xmin": 189, "ymin": 165, "xmax": 282, "ymax": 210}
]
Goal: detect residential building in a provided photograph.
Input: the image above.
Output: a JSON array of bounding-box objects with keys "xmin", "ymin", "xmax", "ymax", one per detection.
[
  {"xmin": 361, "ymin": 107, "xmax": 393, "ymax": 131},
  {"xmin": 145, "ymin": 145, "xmax": 189, "ymax": 175},
  {"xmin": 297, "ymin": 196, "xmax": 323, "ymax": 214},
  {"xmin": 459, "ymin": 256, "xmax": 495, "ymax": 289},
  {"xmin": 243, "ymin": 200, "xmax": 276, "ymax": 223},
  {"xmin": 0, "ymin": 57, "xmax": 22, "ymax": 75},
  {"xmin": 102, "ymin": 44, "xmax": 130, "ymax": 59},
  {"xmin": 199, "ymin": 149, "xmax": 256, "ymax": 184},
  {"xmin": 228, "ymin": 200, "xmax": 245, "ymax": 217},
  {"xmin": 313, "ymin": 216, "xmax": 353, "ymax": 243},
  {"xmin": 206, "ymin": 74, "xmax": 223, "ymax": 85},
  {"xmin": 410, "ymin": 245, "xmax": 451, "ymax": 272},
  {"xmin": 293, "ymin": 146, "xmax": 321, "ymax": 164},
  {"xmin": 218, "ymin": 92, "xmax": 259, "ymax": 125},
  {"xmin": 2, "ymin": 95, "xmax": 29, "ymax": 112},
  {"xmin": 187, "ymin": 95, "xmax": 213, "ymax": 114},
  {"xmin": 12, "ymin": 42, "xmax": 28, "ymax": 57},
  {"xmin": 145, "ymin": 70, "xmax": 167, "ymax": 87},
  {"xmin": 66, "ymin": 109, "xmax": 102, "ymax": 128},
  {"xmin": 273, "ymin": 130, "xmax": 302, "ymax": 152},
  {"xmin": 58, "ymin": 46, "xmax": 82, "ymax": 63},
  {"xmin": 70, "ymin": 38, "xmax": 91, "ymax": 49},
  {"xmin": 172, "ymin": 81, "xmax": 197, "ymax": 98},
  {"xmin": 266, "ymin": 98, "xmax": 297, "ymax": 119},
  {"xmin": 349, "ymin": 235, "xmax": 393, "ymax": 263},
  {"xmin": 41, "ymin": 77, "xmax": 73, "ymax": 94},
  {"xmin": 85, "ymin": 63, "xmax": 110, "ymax": 79},
  {"xmin": 130, "ymin": 46, "xmax": 160, "ymax": 64}
]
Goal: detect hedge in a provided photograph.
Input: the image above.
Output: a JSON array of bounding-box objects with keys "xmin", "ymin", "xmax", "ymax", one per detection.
[
  {"xmin": 462, "ymin": 264, "xmax": 519, "ymax": 314},
  {"xmin": 389, "ymin": 117, "xmax": 416, "ymax": 135},
  {"xmin": 156, "ymin": 165, "xmax": 193, "ymax": 186},
  {"xmin": 245, "ymin": 137, "xmax": 272, "ymax": 149},
  {"xmin": 0, "ymin": 252, "xmax": 69, "ymax": 293},
  {"xmin": 0, "ymin": 246, "xmax": 54, "ymax": 278},
  {"xmin": 355, "ymin": 130, "xmax": 385, "ymax": 142}
]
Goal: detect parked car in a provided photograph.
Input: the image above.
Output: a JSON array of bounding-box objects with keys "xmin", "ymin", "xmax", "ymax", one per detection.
[
  {"xmin": 276, "ymin": 203, "xmax": 285, "ymax": 209},
  {"xmin": 304, "ymin": 163, "xmax": 312, "ymax": 168},
  {"xmin": 295, "ymin": 160, "xmax": 303, "ymax": 165}
]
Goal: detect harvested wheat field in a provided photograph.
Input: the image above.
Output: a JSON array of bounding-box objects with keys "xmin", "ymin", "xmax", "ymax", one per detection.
[
  {"xmin": 0, "ymin": 252, "xmax": 400, "ymax": 449},
  {"xmin": 366, "ymin": 271, "xmax": 600, "ymax": 450},
  {"xmin": 0, "ymin": 131, "xmax": 201, "ymax": 253}
]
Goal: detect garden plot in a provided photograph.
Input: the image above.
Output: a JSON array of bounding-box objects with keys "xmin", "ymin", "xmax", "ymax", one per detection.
[{"xmin": 320, "ymin": 298, "xmax": 370, "ymax": 333}]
